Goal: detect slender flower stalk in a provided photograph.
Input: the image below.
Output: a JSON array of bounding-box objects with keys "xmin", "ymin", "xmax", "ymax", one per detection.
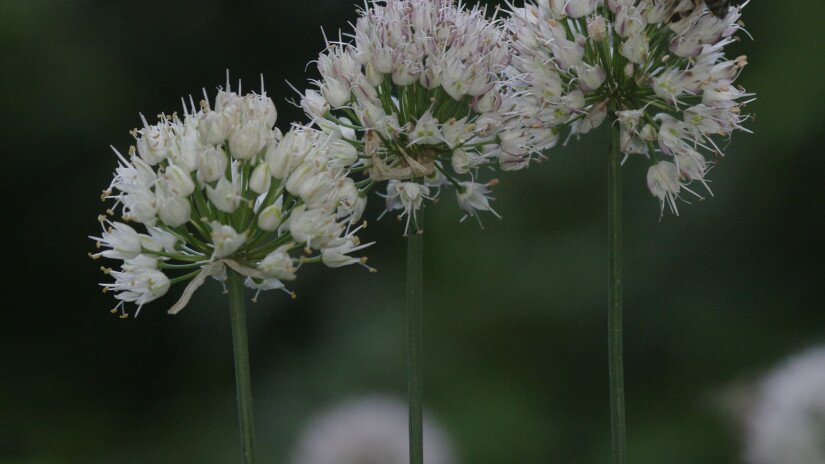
[
  {"xmin": 406, "ymin": 214, "xmax": 425, "ymax": 464},
  {"xmin": 607, "ymin": 114, "xmax": 626, "ymax": 464},
  {"xmin": 503, "ymin": 1, "xmax": 754, "ymax": 461},
  {"xmin": 90, "ymin": 77, "xmax": 373, "ymax": 462},
  {"xmin": 227, "ymin": 269, "xmax": 256, "ymax": 464}
]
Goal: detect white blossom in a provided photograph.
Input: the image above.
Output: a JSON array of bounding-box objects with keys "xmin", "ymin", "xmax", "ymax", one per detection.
[
  {"xmin": 210, "ymin": 222, "xmax": 247, "ymax": 259},
  {"xmin": 506, "ymin": 0, "xmax": 753, "ymax": 215},
  {"xmin": 258, "ymin": 245, "xmax": 297, "ymax": 281},
  {"xmin": 92, "ymin": 80, "xmax": 371, "ymax": 318},
  {"xmin": 299, "ymin": 0, "xmax": 538, "ymax": 232}
]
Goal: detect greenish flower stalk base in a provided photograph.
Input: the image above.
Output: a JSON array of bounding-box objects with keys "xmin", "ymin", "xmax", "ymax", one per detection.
[
  {"xmin": 227, "ymin": 269, "xmax": 257, "ymax": 464},
  {"xmin": 608, "ymin": 119, "xmax": 628, "ymax": 464},
  {"xmin": 406, "ymin": 216, "xmax": 425, "ymax": 464}
]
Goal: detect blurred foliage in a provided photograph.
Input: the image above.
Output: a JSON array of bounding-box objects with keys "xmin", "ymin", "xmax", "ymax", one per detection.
[{"xmin": 1, "ymin": 0, "xmax": 824, "ymax": 463}]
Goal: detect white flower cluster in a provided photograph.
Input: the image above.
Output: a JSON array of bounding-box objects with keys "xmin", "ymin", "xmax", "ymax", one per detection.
[
  {"xmin": 301, "ymin": 0, "xmax": 548, "ymax": 232},
  {"xmin": 507, "ymin": 0, "xmax": 753, "ymax": 215},
  {"xmin": 91, "ymin": 82, "xmax": 372, "ymax": 317}
]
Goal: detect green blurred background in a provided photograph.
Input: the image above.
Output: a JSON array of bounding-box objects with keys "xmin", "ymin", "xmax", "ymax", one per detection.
[{"xmin": 1, "ymin": 0, "xmax": 823, "ymax": 463}]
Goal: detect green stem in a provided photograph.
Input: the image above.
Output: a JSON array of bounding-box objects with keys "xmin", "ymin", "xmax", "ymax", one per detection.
[
  {"xmin": 227, "ymin": 270, "xmax": 257, "ymax": 464},
  {"xmin": 406, "ymin": 214, "xmax": 425, "ymax": 464},
  {"xmin": 607, "ymin": 117, "xmax": 628, "ymax": 464}
]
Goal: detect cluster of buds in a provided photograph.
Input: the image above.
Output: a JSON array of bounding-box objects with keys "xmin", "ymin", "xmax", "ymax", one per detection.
[
  {"xmin": 301, "ymin": 0, "xmax": 551, "ymax": 233},
  {"xmin": 91, "ymin": 81, "xmax": 372, "ymax": 317},
  {"xmin": 506, "ymin": 0, "xmax": 753, "ymax": 215}
]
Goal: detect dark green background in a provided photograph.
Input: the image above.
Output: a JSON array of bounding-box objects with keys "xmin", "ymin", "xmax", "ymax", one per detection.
[{"xmin": 1, "ymin": 1, "xmax": 823, "ymax": 462}]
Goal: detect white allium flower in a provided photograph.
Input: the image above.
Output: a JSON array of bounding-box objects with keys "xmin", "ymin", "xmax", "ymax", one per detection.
[
  {"xmin": 290, "ymin": 395, "xmax": 458, "ymax": 464},
  {"xmin": 506, "ymin": 0, "xmax": 753, "ymax": 216},
  {"xmin": 456, "ymin": 179, "xmax": 501, "ymax": 224},
  {"xmin": 745, "ymin": 346, "xmax": 825, "ymax": 464},
  {"xmin": 300, "ymin": 0, "xmax": 543, "ymax": 234},
  {"xmin": 92, "ymin": 78, "xmax": 372, "ymax": 318}
]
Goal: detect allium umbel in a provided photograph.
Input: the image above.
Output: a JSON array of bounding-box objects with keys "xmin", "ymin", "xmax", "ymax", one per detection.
[
  {"xmin": 301, "ymin": 0, "xmax": 548, "ymax": 232},
  {"xmin": 91, "ymin": 80, "xmax": 372, "ymax": 317},
  {"xmin": 507, "ymin": 0, "xmax": 753, "ymax": 215}
]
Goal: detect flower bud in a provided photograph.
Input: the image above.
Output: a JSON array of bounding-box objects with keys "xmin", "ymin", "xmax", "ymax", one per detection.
[
  {"xmin": 162, "ymin": 164, "xmax": 195, "ymax": 197},
  {"xmin": 441, "ymin": 117, "xmax": 470, "ymax": 149},
  {"xmin": 365, "ymin": 62, "xmax": 385, "ymax": 88},
  {"xmin": 472, "ymin": 90, "xmax": 501, "ymax": 114},
  {"xmin": 242, "ymin": 94, "xmax": 277, "ymax": 128},
  {"xmin": 198, "ymin": 147, "xmax": 228, "ymax": 183},
  {"xmin": 548, "ymin": 0, "xmax": 567, "ymax": 16},
  {"xmin": 301, "ymin": 90, "xmax": 330, "ymax": 120},
  {"xmin": 197, "ymin": 111, "xmax": 230, "ymax": 146},
  {"xmin": 249, "ymin": 162, "xmax": 272, "ymax": 194},
  {"xmin": 587, "ymin": 16, "xmax": 607, "ymax": 42},
  {"xmin": 257, "ymin": 204, "xmax": 283, "ymax": 231},
  {"xmin": 451, "ymin": 149, "xmax": 471, "ymax": 175},
  {"xmin": 265, "ymin": 140, "xmax": 289, "ymax": 179},
  {"xmin": 392, "ymin": 52, "xmax": 420, "ymax": 86},
  {"xmin": 620, "ymin": 34, "xmax": 649, "ymax": 65},
  {"xmin": 566, "ymin": 0, "xmax": 597, "ymax": 18},
  {"xmin": 321, "ymin": 78, "xmax": 351, "ymax": 109},
  {"xmin": 135, "ymin": 124, "xmax": 170, "ymax": 166},
  {"xmin": 371, "ymin": 46, "xmax": 394, "ymax": 74},
  {"xmin": 285, "ymin": 162, "xmax": 316, "ymax": 197},
  {"xmin": 157, "ymin": 194, "xmax": 190, "ymax": 227},
  {"xmin": 228, "ymin": 122, "xmax": 268, "ymax": 160},
  {"xmin": 172, "ymin": 126, "xmax": 202, "ymax": 172},
  {"xmin": 578, "ymin": 64, "xmax": 607, "ymax": 92},
  {"xmin": 419, "ymin": 65, "xmax": 441, "ymax": 90},
  {"xmin": 328, "ymin": 139, "xmax": 359, "ymax": 167},
  {"xmin": 124, "ymin": 189, "xmax": 158, "ymax": 224},
  {"xmin": 348, "ymin": 195, "xmax": 367, "ymax": 224},
  {"xmin": 301, "ymin": 173, "xmax": 337, "ymax": 208},
  {"xmin": 640, "ymin": 124, "xmax": 657, "ymax": 142},
  {"xmin": 615, "ymin": 4, "xmax": 647, "ymax": 38}
]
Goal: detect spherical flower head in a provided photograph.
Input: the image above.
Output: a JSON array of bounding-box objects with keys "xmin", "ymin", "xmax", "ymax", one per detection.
[
  {"xmin": 301, "ymin": 0, "xmax": 542, "ymax": 234},
  {"xmin": 92, "ymin": 78, "xmax": 373, "ymax": 318},
  {"xmin": 506, "ymin": 0, "xmax": 753, "ymax": 216}
]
